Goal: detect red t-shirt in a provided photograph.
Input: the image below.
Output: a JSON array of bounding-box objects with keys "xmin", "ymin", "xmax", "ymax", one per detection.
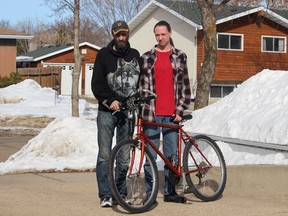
[{"xmin": 154, "ymin": 50, "xmax": 175, "ymax": 116}]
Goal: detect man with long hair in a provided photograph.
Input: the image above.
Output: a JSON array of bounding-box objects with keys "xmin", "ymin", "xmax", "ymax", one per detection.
[{"xmin": 139, "ymin": 20, "xmax": 191, "ymax": 203}]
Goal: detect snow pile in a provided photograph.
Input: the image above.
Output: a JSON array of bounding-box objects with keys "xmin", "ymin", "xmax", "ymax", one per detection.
[
  {"xmin": 0, "ymin": 79, "xmax": 97, "ymax": 119},
  {"xmin": 0, "ymin": 117, "xmax": 97, "ymax": 174},
  {"xmin": 186, "ymin": 69, "xmax": 288, "ymax": 145}
]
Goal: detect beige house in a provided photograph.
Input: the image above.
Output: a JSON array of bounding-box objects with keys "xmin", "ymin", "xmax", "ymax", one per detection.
[
  {"xmin": 0, "ymin": 27, "xmax": 33, "ymax": 78},
  {"xmin": 129, "ymin": 0, "xmax": 288, "ymax": 99},
  {"xmin": 129, "ymin": 0, "xmax": 200, "ymax": 93}
]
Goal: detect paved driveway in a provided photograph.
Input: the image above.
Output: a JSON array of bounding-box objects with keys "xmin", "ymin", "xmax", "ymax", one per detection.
[{"xmin": 0, "ymin": 136, "xmax": 288, "ymax": 216}]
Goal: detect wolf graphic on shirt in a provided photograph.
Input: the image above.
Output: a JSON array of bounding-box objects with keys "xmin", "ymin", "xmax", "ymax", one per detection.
[{"xmin": 107, "ymin": 58, "xmax": 140, "ymax": 98}]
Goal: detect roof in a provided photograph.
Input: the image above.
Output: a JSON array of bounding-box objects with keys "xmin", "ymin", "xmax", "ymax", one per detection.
[
  {"xmin": 17, "ymin": 42, "xmax": 101, "ymax": 62},
  {"xmin": 129, "ymin": 0, "xmax": 288, "ymax": 31},
  {"xmin": 0, "ymin": 27, "xmax": 33, "ymax": 40},
  {"xmin": 129, "ymin": 0, "xmax": 201, "ymax": 30}
]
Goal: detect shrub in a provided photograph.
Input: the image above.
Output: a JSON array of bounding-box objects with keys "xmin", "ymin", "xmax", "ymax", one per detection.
[{"xmin": 0, "ymin": 72, "xmax": 23, "ymax": 88}]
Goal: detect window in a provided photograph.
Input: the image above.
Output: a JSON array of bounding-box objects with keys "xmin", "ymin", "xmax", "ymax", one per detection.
[
  {"xmin": 262, "ymin": 36, "xmax": 286, "ymax": 53},
  {"xmin": 210, "ymin": 85, "xmax": 235, "ymax": 98},
  {"xmin": 217, "ymin": 33, "xmax": 243, "ymax": 50}
]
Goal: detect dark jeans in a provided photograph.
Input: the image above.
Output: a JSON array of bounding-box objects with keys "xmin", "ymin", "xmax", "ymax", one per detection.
[
  {"xmin": 143, "ymin": 116, "xmax": 178, "ymax": 195},
  {"xmin": 96, "ymin": 110, "xmax": 130, "ymax": 200}
]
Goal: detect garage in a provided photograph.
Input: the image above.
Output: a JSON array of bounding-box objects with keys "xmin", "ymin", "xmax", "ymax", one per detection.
[{"xmin": 16, "ymin": 42, "xmax": 100, "ymax": 96}]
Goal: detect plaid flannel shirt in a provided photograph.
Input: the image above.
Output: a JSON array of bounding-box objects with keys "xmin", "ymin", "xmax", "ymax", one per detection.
[{"xmin": 139, "ymin": 45, "xmax": 191, "ymax": 122}]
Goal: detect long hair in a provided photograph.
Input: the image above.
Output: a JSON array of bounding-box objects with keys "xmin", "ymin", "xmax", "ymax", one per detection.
[{"xmin": 153, "ymin": 20, "xmax": 175, "ymax": 47}]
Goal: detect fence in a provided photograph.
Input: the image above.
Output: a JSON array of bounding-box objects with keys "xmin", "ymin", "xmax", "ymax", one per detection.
[{"xmin": 18, "ymin": 67, "xmax": 62, "ymax": 93}]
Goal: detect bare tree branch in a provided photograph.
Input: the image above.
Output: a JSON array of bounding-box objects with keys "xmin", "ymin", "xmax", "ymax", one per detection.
[{"xmin": 83, "ymin": 0, "xmax": 150, "ymax": 39}]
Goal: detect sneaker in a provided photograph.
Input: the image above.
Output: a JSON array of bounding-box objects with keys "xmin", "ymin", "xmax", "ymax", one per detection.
[
  {"xmin": 164, "ymin": 191, "xmax": 187, "ymax": 203},
  {"xmin": 101, "ymin": 197, "xmax": 113, "ymax": 207}
]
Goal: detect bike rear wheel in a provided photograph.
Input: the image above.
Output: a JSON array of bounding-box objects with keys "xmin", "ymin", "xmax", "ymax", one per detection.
[
  {"xmin": 183, "ymin": 135, "xmax": 227, "ymax": 201},
  {"xmin": 108, "ymin": 139, "xmax": 159, "ymax": 213}
]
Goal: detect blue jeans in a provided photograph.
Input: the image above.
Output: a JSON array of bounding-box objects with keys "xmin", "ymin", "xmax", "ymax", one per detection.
[
  {"xmin": 96, "ymin": 110, "xmax": 130, "ymax": 200},
  {"xmin": 143, "ymin": 116, "xmax": 178, "ymax": 195}
]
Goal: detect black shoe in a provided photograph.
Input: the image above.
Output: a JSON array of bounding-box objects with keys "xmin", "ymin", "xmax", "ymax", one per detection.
[{"xmin": 164, "ymin": 192, "xmax": 187, "ymax": 203}]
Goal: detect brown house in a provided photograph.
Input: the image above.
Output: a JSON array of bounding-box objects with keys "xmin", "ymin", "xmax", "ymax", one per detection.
[
  {"xmin": 197, "ymin": 8, "xmax": 288, "ymax": 99},
  {"xmin": 129, "ymin": 0, "xmax": 288, "ymax": 101},
  {"xmin": 17, "ymin": 42, "xmax": 101, "ymax": 96},
  {"xmin": 0, "ymin": 27, "xmax": 33, "ymax": 78}
]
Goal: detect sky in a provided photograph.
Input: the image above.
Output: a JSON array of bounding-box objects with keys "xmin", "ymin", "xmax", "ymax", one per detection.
[
  {"xmin": 0, "ymin": 0, "xmax": 68, "ymax": 25},
  {"xmin": 0, "ymin": 69, "xmax": 288, "ymax": 175}
]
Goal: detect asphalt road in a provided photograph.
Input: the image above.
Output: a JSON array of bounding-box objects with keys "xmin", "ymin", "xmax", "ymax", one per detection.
[{"xmin": 0, "ymin": 136, "xmax": 288, "ymax": 216}]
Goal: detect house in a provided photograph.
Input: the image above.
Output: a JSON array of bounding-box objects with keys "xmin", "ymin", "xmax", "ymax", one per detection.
[
  {"xmin": 0, "ymin": 27, "xmax": 33, "ymax": 78},
  {"xmin": 128, "ymin": 0, "xmax": 288, "ymax": 100},
  {"xmin": 17, "ymin": 42, "xmax": 101, "ymax": 96}
]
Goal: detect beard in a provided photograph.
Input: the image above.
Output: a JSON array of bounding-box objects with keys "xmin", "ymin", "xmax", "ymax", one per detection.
[{"xmin": 114, "ymin": 39, "xmax": 129, "ymax": 52}]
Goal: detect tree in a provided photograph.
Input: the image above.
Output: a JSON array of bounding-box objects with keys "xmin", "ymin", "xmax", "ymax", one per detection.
[
  {"xmin": 0, "ymin": 19, "xmax": 11, "ymax": 28},
  {"xmin": 79, "ymin": 17, "xmax": 108, "ymax": 46},
  {"xmin": 83, "ymin": 0, "xmax": 150, "ymax": 41},
  {"xmin": 194, "ymin": 0, "xmax": 230, "ymax": 110},
  {"xmin": 72, "ymin": 0, "xmax": 83, "ymax": 117},
  {"xmin": 31, "ymin": 17, "xmax": 106, "ymax": 48},
  {"xmin": 44, "ymin": 0, "xmax": 83, "ymax": 117},
  {"xmin": 0, "ymin": 19, "xmax": 35, "ymax": 55},
  {"xmin": 15, "ymin": 19, "xmax": 37, "ymax": 54}
]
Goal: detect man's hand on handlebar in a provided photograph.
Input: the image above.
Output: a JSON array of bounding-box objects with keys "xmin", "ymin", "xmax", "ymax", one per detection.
[
  {"xmin": 171, "ymin": 114, "xmax": 182, "ymax": 123},
  {"xmin": 110, "ymin": 100, "xmax": 121, "ymax": 111},
  {"xmin": 108, "ymin": 90, "xmax": 157, "ymax": 115}
]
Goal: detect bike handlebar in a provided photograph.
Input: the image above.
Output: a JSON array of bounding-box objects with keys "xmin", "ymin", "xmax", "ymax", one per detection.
[
  {"xmin": 120, "ymin": 90, "xmax": 157, "ymax": 111},
  {"xmin": 113, "ymin": 90, "xmax": 193, "ymax": 122},
  {"xmin": 170, "ymin": 114, "xmax": 193, "ymax": 122}
]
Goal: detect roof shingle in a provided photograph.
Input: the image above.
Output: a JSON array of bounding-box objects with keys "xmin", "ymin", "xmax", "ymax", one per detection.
[{"xmin": 157, "ymin": 0, "xmax": 287, "ymax": 26}]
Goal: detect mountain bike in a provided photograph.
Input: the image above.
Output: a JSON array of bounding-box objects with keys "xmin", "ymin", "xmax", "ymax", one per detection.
[{"xmin": 108, "ymin": 90, "xmax": 227, "ymax": 213}]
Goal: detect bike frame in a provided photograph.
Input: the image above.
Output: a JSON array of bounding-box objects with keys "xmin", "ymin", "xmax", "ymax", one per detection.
[{"xmin": 130, "ymin": 115, "xmax": 213, "ymax": 178}]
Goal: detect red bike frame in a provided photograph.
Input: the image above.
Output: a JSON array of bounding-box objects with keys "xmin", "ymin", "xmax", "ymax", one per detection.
[{"xmin": 130, "ymin": 115, "xmax": 212, "ymax": 178}]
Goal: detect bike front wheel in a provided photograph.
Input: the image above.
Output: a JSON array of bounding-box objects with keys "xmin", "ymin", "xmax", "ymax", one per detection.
[
  {"xmin": 183, "ymin": 135, "xmax": 227, "ymax": 201},
  {"xmin": 108, "ymin": 139, "xmax": 159, "ymax": 213}
]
